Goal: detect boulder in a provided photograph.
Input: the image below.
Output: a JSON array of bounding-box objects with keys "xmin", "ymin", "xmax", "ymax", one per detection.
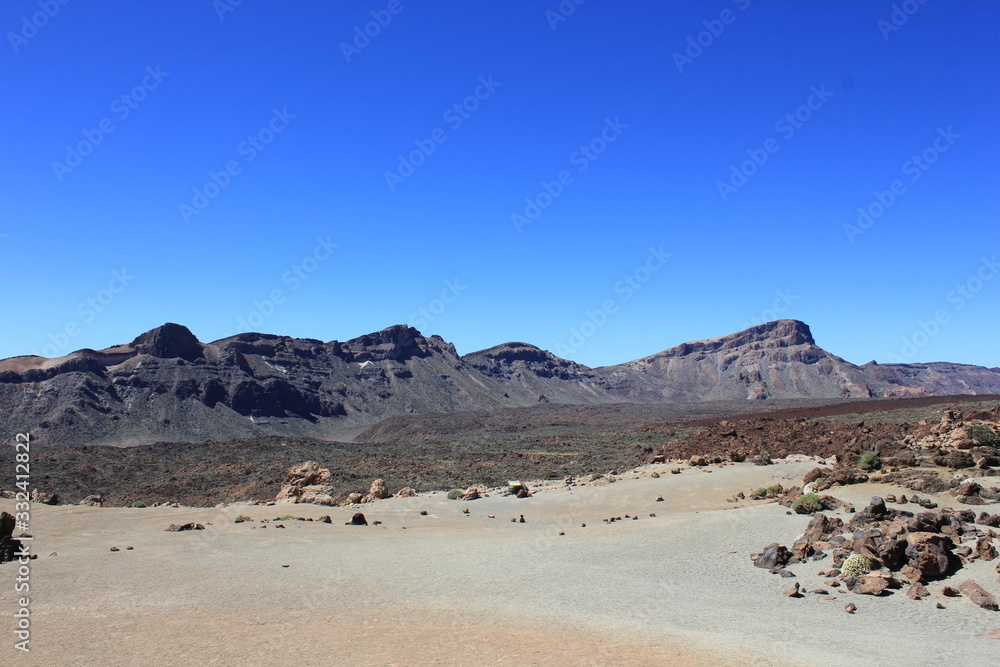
[
  {"xmin": 165, "ymin": 523, "xmax": 205, "ymax": 532},
  {"xmin": 976, "ymin": 537, "xmax": 998, "ymax": 561},
  {"xmin": 905, "ymin": 532, "xmax": 953, "ymax": 581},
  {"xmin": 958, "ymin": 579, "xmax": 999, "ymax": 611},
  {"xmin": 459, "ymin": 487, "xmax": 481, "ymax": 501},
  {"xmin": 0, "ymin": 512, "xmax": 22, "ymax": 564},
  {"xmin": 754, "ymin": 543, "xmax": 792, "ymax": 570},
  {"xmin": 842, "ymin": 575, "xmax": 890, "ymax": 596},
  {"xmin": 348, "ymin": 513, "xmax": 367, "ymax": 526},
  {"xmin": 368, "ymin": 479, "xmax": 390, "ymax": 500},
  {"xmin": 276, "ymin": 461, "xmax": 336, "ymax": 504},
  {"xmin": 395, "ymin": 487, "xmax": 417, "ymax": 498}
]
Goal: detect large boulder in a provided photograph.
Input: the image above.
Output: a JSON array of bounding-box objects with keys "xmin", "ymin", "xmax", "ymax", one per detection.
[
  {"xmin": 276, "ymin": 461, "xmax": 336, "ymax": 505},
  {"xmin": 368, "ymin": 479, "xmax": 390, "ymax": 500}
]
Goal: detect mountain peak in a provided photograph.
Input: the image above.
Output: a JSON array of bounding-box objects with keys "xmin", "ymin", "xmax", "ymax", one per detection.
[{"xmin": 130, "ymin": 323, "xmax": 204, "ymax": 361}]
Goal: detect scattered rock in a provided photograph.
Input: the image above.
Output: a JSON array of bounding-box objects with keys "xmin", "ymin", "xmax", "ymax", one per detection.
[
  {"xmin": 783, "ymin": 582, "xmax": 803, "ymax": 598},
  {"xmin": 165, "ymin": 523, "xmax": 204, "ymax": 532},
  {"xmin": 958, "ymin": 579, "xmax": 999, "ymax": 611},
  {"xmin": 845, "ymin": 603, "xmax": 857, "ymax": 613},
  {"xmin": 347, "ymin": 513, "xmax": 367, "ymax": 526}
]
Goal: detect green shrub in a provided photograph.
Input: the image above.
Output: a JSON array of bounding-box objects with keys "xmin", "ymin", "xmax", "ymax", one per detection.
[
  {"xmin": 792, "ymin": 493, "xmax": 822, "ymax": 514},
  {"xmin": 278, "ymin": 514, "xmax": 293, "ymax": 521},
  {"xmin": 131, "ymin": 501, "xmax": 147, "ymax": 508},
  {"xmin": 447, "ymin": 489, "xmax": 463, "ymax": 500},
  {"xmin": 858, "ymin": 452, "xmax": 881, "ymax": 471},
  {"xmin": 966, "ymin": 424, "xmax": 1000, "ymax": 445},
  {"xmin": 841, "ymin": 553, "xmax": 871, "ymax": 577},
  {"xmin": 589, "ymin": 473, "xmax": 603, "ymax": 482},
  {"xmin": 753, "ymin": 485, "xmax": 782, "ymax": 498}
]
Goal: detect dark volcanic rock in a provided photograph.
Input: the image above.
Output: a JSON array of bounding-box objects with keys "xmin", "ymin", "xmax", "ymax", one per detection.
[
  {"xmin": 958, "ymin": 579, "xmax": 999, "ymax": 611},
  {"xmin": 131, "ymin": 323, "xmax": 204, "ymax": 361},
  {"xmin": 755, "ymin": 543, "xmax": 792, "ymax": 570}
]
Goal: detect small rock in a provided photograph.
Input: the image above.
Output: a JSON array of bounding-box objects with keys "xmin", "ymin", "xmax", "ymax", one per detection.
[
  {"xmin": 907, "ymin": 583, "xmax": 930, "ymax": 600},
  {"xmin": 655, "ymin": 495, "xmax": 664, "ymax": 502},
  {"xmin": 347, "ymin": 513, "xmax": 367, "ymax": 526},
  {"xmin": 844, "ymin": 603, "xmax": 857, "ymax": 614},
  {"xmin": 942, "ymin": 586, "xmax": 961, "ymax": 597},
  {"xmin": 783, "ymin": 582, "xmax": 803, "ymax": 598},
  {"xmin": 109, "ymin": 547, "xmax": 119, "ymax": 552}
]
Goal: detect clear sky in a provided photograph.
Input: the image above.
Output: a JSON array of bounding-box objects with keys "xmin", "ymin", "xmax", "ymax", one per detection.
[{"xmin": 2, "ymin": 0, "xmax": 998, "ymax": 368}]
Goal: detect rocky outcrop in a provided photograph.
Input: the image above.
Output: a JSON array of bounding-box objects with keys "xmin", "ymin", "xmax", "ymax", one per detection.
[
  {"xmin": 754, "ymin": 496, "xmax": 1000, "ymax": 607},
  {"xmin": 275, "ymin": 461, "xmax": 336, "ymax": 506}
]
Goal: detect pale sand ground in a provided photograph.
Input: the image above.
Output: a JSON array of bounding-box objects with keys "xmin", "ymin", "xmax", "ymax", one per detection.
[{"xmin": 2, "ymin": 460, "xmax": 999, "ymax": 666}]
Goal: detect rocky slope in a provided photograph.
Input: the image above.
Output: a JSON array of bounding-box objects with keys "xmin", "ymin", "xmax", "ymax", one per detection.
[{"xmin": 0, "ymin": 320, "xmax": 997, "ymax": 448}]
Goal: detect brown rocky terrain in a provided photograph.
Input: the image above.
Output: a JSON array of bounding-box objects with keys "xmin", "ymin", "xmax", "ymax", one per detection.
[{"xmin": 1, "ymin": 319, "xmax": 998, "ymax": 450}]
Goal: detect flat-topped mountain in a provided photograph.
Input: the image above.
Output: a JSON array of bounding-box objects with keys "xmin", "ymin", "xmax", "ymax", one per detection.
[{"xmin": 1, "ymin": 320, "xmax": 997, "ymax": 447}]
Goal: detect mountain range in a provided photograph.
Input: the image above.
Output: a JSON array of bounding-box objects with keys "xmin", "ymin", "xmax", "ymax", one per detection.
[{"xmin": 1, "ymin": 319, "xmax": 997, "ymax": 447}]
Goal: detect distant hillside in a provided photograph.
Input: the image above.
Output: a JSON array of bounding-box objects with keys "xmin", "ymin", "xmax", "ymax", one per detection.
[{"xmin": 1, "ymin": 319, "xmax": 997, "ymax": 447}]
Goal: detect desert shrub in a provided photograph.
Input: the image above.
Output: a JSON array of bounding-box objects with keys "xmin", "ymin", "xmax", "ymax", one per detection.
[
  {"xmin": 841, "ymin": 553, "xmax": 871, "ymax": 577},
  {"xmin": 278, "ymin": 514, "xmax": 293, "ymax": 521},
  {"xmin": 792, "ymin": 493, "xmax": 822, "ymax": 514},
  {"xmin": 447, "ymin": 489, "xmax": 463, "ymax": 500},
  {"xmin": 753, "ymin": 485, "xmax": 782, "ymax": 498},
  {"xmin": 589, "ymin": 473, "xmax": 603, "ymax": 482},
  {"xmin": 858, "ymin": 452, "xmax": 881, "ymax": 471},
  {"xmin": 966, "ymin": 424, "xmax": 1000, "ymax": 445},
  {"xmin": 131, "ymin": 500, "xmax": 147, "ymax": 508}
]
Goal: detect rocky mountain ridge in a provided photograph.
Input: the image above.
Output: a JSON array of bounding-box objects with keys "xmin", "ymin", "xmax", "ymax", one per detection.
[{"xmin": 0, "ymin": 319, "xmax": 997, "ymax": 447}]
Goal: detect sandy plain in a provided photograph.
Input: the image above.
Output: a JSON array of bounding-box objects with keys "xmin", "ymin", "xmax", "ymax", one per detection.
[{"xmin": 2, "ymin": 459, "xmax": 999, "ymax": 666}]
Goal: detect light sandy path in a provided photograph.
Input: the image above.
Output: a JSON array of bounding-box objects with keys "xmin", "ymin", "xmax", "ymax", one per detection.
[{"xmin": 1, "ymin": 460, "xmax": 999, "ymax": 666}]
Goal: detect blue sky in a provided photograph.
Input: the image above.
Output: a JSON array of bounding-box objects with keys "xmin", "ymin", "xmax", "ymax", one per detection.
[{"xmin": 2, "ymin": 0, "xmax": 998, "ymax": 368}]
